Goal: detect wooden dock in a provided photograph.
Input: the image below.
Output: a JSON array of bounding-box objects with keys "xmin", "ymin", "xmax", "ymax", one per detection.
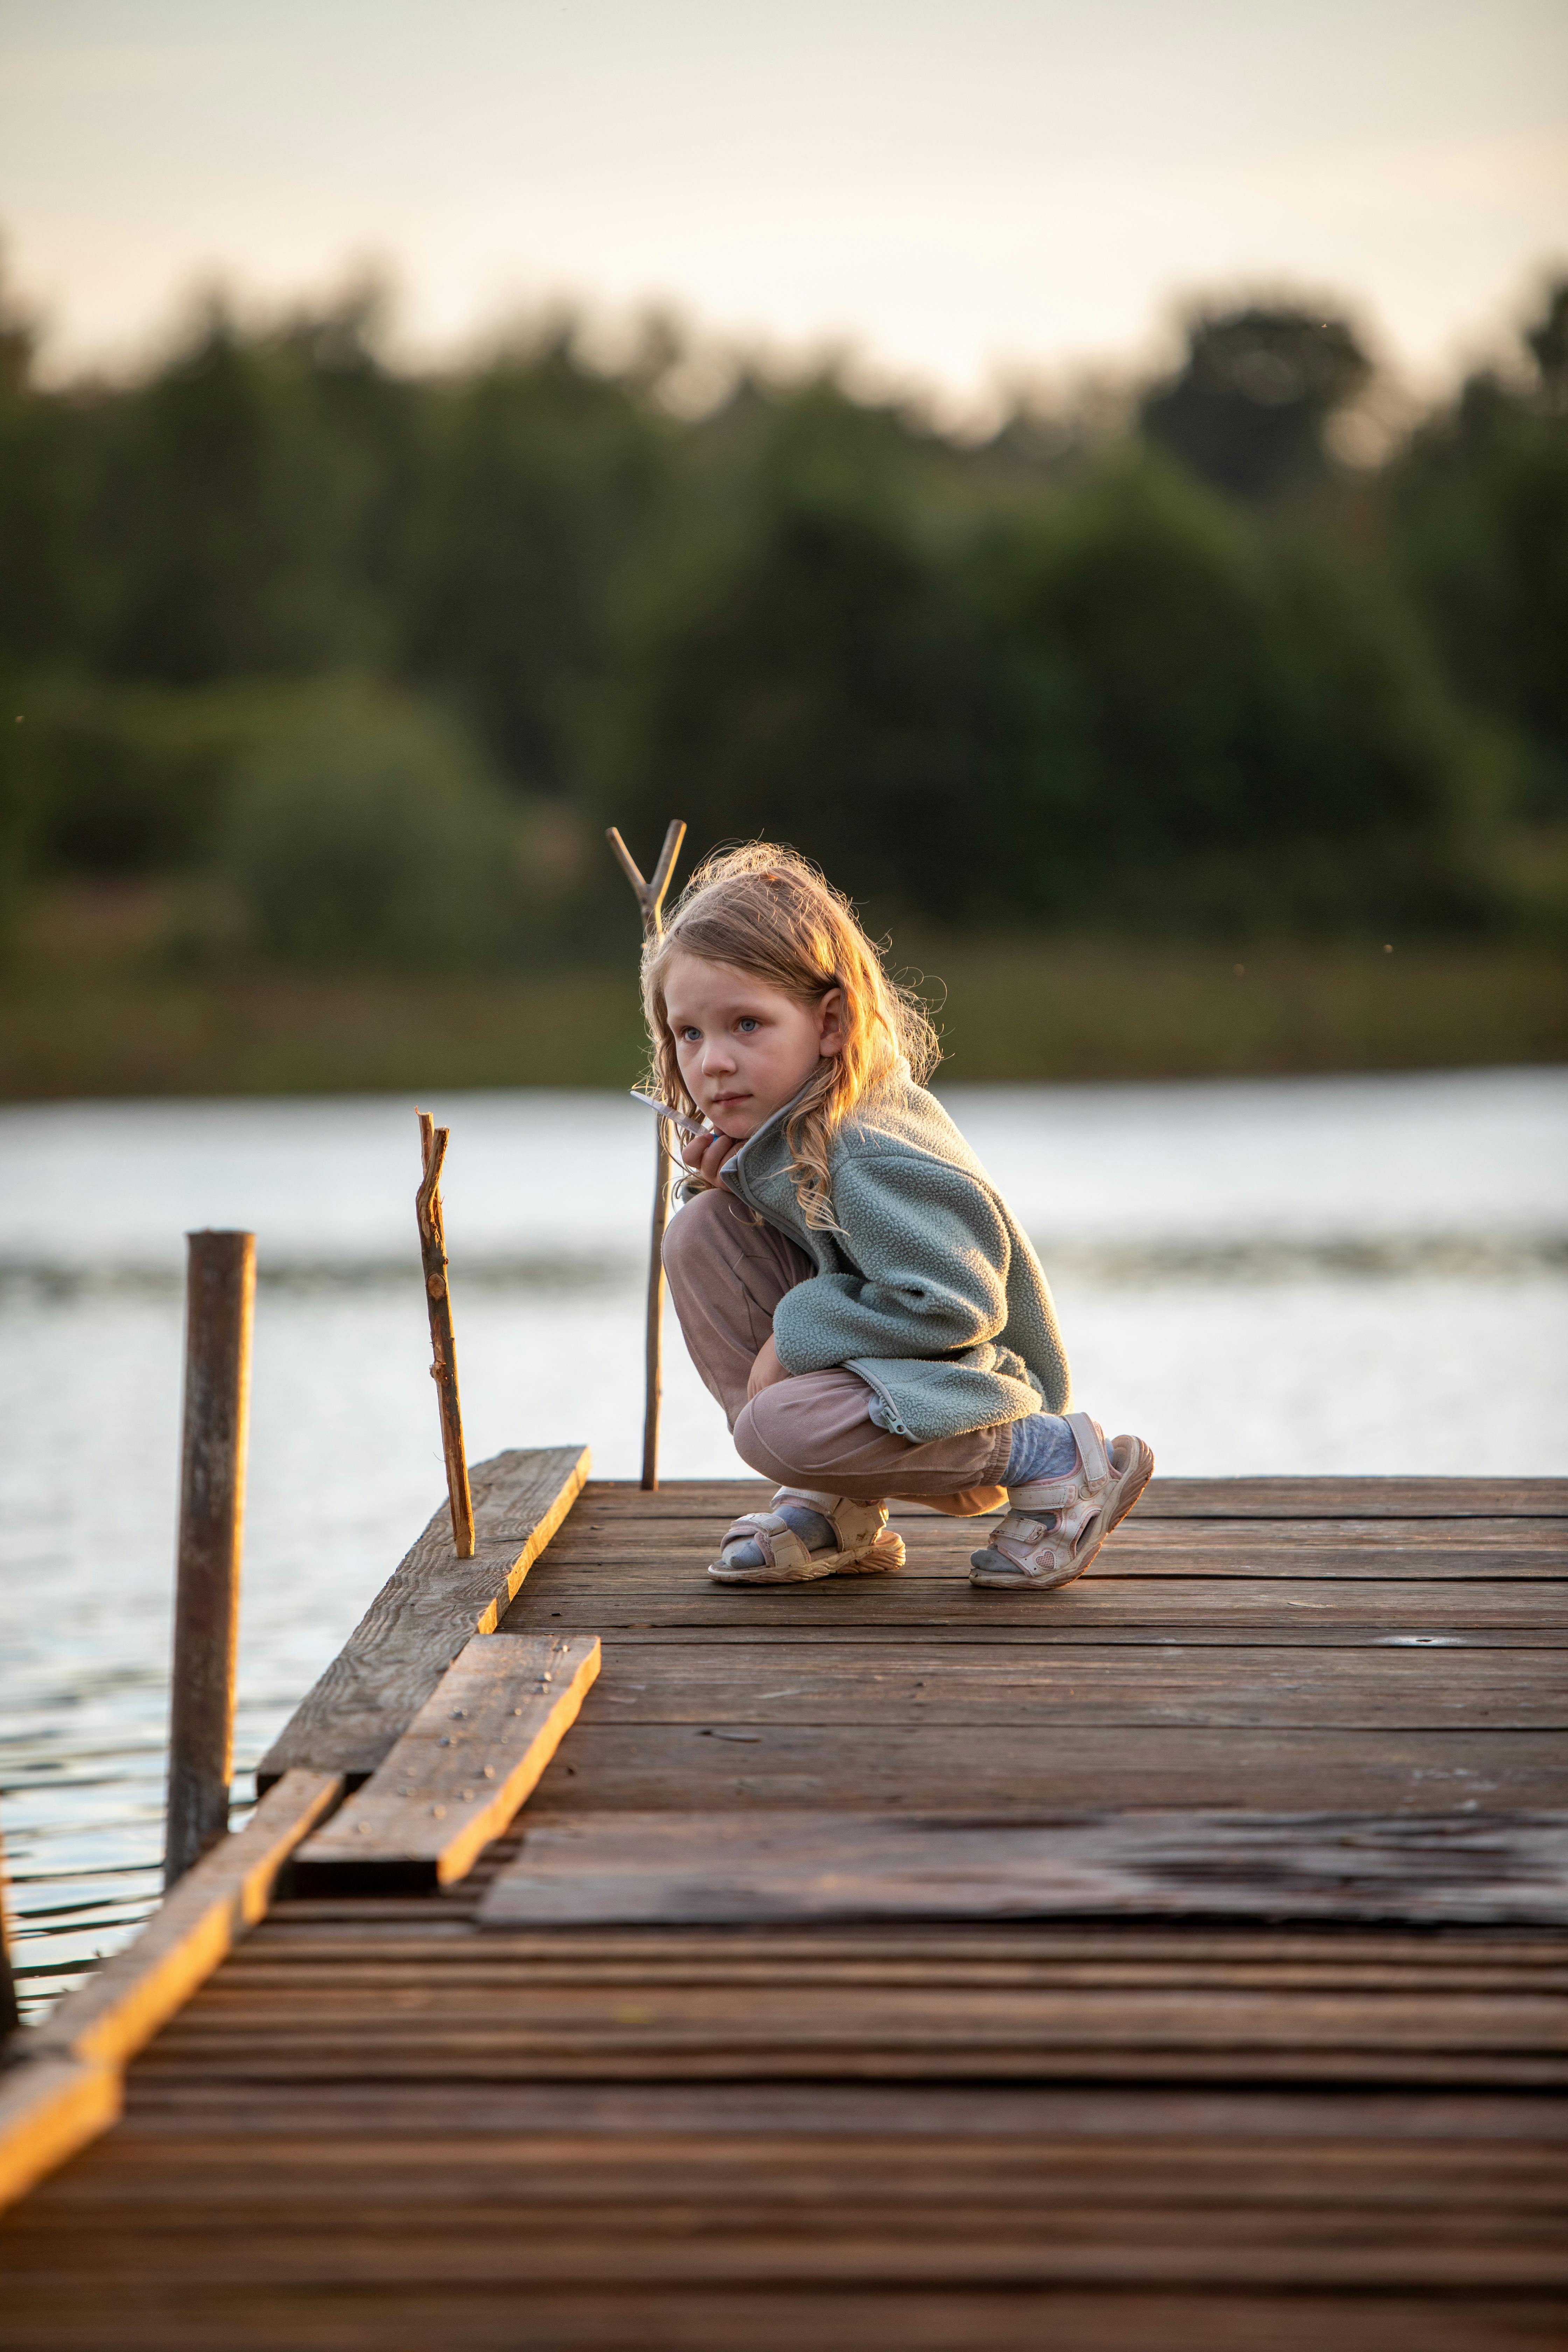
[{"xmin": 2, "ymin": 1462, "xmax": 1566, "ymax": 2348}]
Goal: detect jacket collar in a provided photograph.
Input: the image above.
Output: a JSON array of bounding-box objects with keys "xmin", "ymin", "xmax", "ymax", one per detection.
[{"xmin": 719, "ymin": 1072, "xmax": 822, "ymax": 1195}]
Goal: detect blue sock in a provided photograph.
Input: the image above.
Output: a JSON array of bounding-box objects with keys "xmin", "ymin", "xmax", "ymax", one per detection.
[{"xmin": 1004, "ymin": 1413, "xmax": 1080, "ymax": 1487}]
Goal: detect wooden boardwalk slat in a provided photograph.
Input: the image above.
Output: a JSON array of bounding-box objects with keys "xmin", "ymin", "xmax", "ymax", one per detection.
[
  {"xmin": 293, "ymin": 1634, "xmax": 600, "ymax": 1892},
  {"xmin": 544, "ymin": 1536, "xmax": 1568, "ymax": 1581},
  {"xmin": 464, "ymin": 1724, "xmax": 1568, "ymax": 1814},
  {"xmin": 561, "ymin": 1642, "xmax": 1568, "ymax": 1715},
  {"xmin": 479, "ymin": 1807, "xmax": 1568, "ymax": 1929},
  {"xmin": 2, "ymin": 1471, "xmax": 1564, "ymax": 2350},
  {"xmin": 574, "ymin": 1476, "xmax": 1568, "ymax": 1520}
]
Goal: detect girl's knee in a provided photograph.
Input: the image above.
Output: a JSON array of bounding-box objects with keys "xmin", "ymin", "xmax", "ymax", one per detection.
[
  {"xmin": 733, "ymin": 1377, "xmax": 847, "ymax": 1487},
  {"xmin": 731, "ymin": 1392, "xmax": 794, "ymax": 1484}
]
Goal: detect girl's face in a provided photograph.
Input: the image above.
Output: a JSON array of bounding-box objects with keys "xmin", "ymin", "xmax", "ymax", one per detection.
[{"xmin": 663, "ymin": 952, "xmax": 844, "ymax": 1140}]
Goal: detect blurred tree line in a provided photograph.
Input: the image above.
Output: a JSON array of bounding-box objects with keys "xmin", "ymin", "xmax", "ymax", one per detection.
[{"xmin": 1, "ymin": 262, "xmax": 1564, "ymax": 966}]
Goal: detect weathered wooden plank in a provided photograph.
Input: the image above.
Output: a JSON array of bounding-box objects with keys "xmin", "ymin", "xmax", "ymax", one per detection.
[
  {"xmin": 28, "ymin": 1770, "xmax": 342, "ymax": 2071},
  {"xmin": 292, "ymin": 1635, "xmax": 601, "ymax": 1894},
  {"xmin": 499, "ymin": 1597, "xmax": 1567, "ymax": 1651},
  {"xmin": 127, "ymin": 2031, "xmax": 1568, "ymax": 2092},
  {"xmin": 152, "ymin": 1994, "xmax": 1568, "ymax": 2075},
  {"xmin": 507, "ymin": 1576, "xmax": 1565, "ymax": 1627},
  {"xmin": 480, "ymin": 1808, "xmax": 1568, "ymax": 1931},
  {"xmin": 29, "ymin": 2128, "xmax": 1568, "ymax": 2207},
  {"xmin": 85, "ymin": 2075, "xmax": 1568, "ymax": 2142},
  {"xmin": 573, "ymin": 1477, "xmax": 1568, "ymax": 1521},
  {"xmin": 204, "ymin": 1940, "xmax": 1568, "ymax": 1994},
  {"xmin": 256, "ymin": 1446, "xmax": 588, "ymax": 1785},
  {"xmin": 540, "ymin": 1524, "xmax": 1568, "ymax": 1580},
  {"xmin": 0, "ymin": 2286, "xmax": 1560, "ymax": 2352},
  {"xmin": 0, "ymin": 2284, "xmax": 1555, "ymax": 2352},
  {"xmin": 511, "ymin": 1723, "xmax": 1568, "ymax": 1814},
  {"xmin": 7, "ymin": 2198, "xmax": 1568, "ymax": 2283},
  {"xmin": 546, "ymin": 1644, "xmax": 1568, "ymax": 1730},
  {"xmin": 549, "ymin": 1510, "xmax": 1568, "ymax": 1553}
]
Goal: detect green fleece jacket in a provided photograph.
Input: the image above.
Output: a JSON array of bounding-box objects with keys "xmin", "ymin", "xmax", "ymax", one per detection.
[{"xmin": 715, "ymin": 1071, "xmax": 1071, "ymax": 1444}]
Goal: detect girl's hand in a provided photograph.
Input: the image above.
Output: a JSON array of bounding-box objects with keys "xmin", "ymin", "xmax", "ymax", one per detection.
[
  {"xmin": 681, "ymin": 1123, "xmax": 736, "ymax": 1189},
  {"xmin": 746, "ymin": 1333, "xmax": 790, "ymax": 1399}
]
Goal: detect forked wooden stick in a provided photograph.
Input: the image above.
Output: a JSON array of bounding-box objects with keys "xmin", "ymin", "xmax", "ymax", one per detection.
[
  {"xmin": 606, "ymin": 819, "xmax": 686, "ymax": 1491},
  {"xmin": 415, "ymin": 1110, "xmax": 475, "ymax": 1558}
]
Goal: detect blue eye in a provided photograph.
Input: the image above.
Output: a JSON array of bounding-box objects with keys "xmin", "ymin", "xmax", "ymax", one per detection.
[
  {"xmin": 679, "ymin": 1026, "xmax": 700, "ymax": 1043},
  {"xmin": 737, "ymin": 1017, "xmax": 759, "ymax": 1033}
]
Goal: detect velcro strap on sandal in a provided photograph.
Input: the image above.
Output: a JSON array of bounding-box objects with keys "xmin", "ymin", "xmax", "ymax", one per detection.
[
  {"xmin": 720, "ymin": 1510, "xmax": 813, "ymax": 1573},
  {"xmin": 1065, "ymin": 1413, "xmax": 1110, "ymax": 1490},
  {"xmin": 774, "ymin": 1490, "xmax": 888, "ymax": 1554},
  {"xmin": 988, "ymin": 1514, "xmax": 1070, "ymax": 1576}
]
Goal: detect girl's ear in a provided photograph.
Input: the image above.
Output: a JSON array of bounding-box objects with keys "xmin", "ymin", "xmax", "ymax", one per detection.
[{"xmin": 817, "ymin": 986, "xmax": 846, "ymax": 1058}]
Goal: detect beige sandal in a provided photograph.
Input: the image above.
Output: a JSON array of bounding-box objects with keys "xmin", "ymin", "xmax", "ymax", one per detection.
[
  {"xmin": 969, "ymin": 1414, "xmax": 1154, "ymax": 1590},
  {"xmin": 709, "ymin": 1489, "xmax": 907, "ymax": 1584}
]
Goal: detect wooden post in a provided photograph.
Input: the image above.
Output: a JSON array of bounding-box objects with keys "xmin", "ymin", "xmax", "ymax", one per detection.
[
  {"xmin": 0, "ymin": 1807, "xmax": 20, "ymax": 2044},
  {"xmin": 416, "ymin": 1111, "xmax": 475, "ymax": 1560},
  {"xmin": 164, "ymin": 1230, "xmax": 255, "ymax": 1889},
  {"xmin": 606, "ymin": 820, "xmax": 686, "ymax": 1491}
]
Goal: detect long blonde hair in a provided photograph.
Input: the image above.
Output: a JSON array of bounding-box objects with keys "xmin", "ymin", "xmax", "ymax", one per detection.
[{"xmin": 642, "ymin": 843, "xmax": 938, "ymax": 1230}]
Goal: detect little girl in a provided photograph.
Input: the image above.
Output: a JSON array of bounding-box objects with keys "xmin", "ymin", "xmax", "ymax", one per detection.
[{"xmin": 650, "ymin": 844, "xmax": 1153, "ymax": 1586}]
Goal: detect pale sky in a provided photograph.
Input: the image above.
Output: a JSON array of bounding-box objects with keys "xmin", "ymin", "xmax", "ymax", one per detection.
[{"xmin": 1, "ymin": 0, "xmax": 1564, "ymax": 406}]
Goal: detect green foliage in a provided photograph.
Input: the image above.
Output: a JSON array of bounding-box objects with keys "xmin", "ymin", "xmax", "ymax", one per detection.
[
  {"xmin": 15, "ymin": 679, "xmax": 299, "ymax": 871},
  {"xmin": 976, "ymin": 460, "xmax": 1496, "ymax": 926},
  {"xmin": 1141, "ymin": 305, "xmax": 1373, "ymax": 502},
  {"xmin": 400, "ymin": 334, "xmax": 668, "ymax": 787},
  {"xmin": 1391, "ymin": 281, "xmax": 1568, "ymax": 813},
  {"xmin": 617, "ymin": 384, "xmax": 1004, "ymax": 915},
  {"xmin": 0, "ymin": 256, "xmax": 1559, "ymax": 951},
  {"xmin": 625, "ymin": 439, "xmax": 1494, "ymax": 929},
  {"xmin": 0, "ymin": 680, "xmax": 26, "ymax": 941},
  {"xmin": 219, "ymin": 687, "xmax": 520, "ymax": 966}
]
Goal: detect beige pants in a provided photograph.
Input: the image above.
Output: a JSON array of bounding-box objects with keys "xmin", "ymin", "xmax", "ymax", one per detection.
[{"xmin": 662, "ymin": 1185, "xmax": 1012, "ymax": 1515}]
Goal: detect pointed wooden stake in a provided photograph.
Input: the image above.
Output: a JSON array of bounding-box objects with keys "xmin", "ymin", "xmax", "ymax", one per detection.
[
  {"xmin": 415, "ymin": 1111, "xmax": 475, "ymax": 1559},
  {"xmin": 606, "ymin": 819, "xmax": 686, "ymax": 1491}
]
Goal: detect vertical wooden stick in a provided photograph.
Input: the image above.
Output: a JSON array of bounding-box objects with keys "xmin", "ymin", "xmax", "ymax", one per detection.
[
  {"xmin": 606, "ymin": 819, "xmax": 686, "ymax": 1491},
  {"xmin": 164, "ymin": 1230, "xmax": 254, "ymax": 1889},
  {"xmin": 416, "ymin": 1111, "xmax": 476, "ymax": 1559},
  {"xmin": 641, "ymin": 1122, "xmax": 673, "ymax": 1493}
]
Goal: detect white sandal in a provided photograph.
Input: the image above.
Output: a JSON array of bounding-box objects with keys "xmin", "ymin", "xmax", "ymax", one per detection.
[
  {"xmin": 969, "ymin": 1413, "xmax": 1154, "ymax": 1590},
  {"xmin": 709, "ymin": 1489, "xmax": 907, "ymax": 1584}
]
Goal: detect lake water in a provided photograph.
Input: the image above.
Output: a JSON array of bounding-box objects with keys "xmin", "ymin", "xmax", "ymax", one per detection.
[{"xmin": 3, "ymin": 1068, "xmax": 1566, "ymax": 2019}]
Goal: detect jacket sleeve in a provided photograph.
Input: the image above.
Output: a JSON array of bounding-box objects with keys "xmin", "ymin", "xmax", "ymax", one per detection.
[{"xmin": 769, "ymin": 1152, "xmax": 1011, "ymax": 1373}]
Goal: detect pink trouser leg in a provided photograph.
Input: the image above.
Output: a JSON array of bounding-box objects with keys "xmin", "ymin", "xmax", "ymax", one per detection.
[{"xmin": 662, "ymin": 1186, "xmax": 1011, "ymax": 1512}]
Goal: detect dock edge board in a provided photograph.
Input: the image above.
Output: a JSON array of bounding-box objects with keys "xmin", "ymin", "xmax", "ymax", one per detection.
[
  {"xmin": 0, "ymin": 2057, "xmax": 122, "ymax": 2217},
  {"xmin": 0, "ymin": 1767, "xmax": 341, "ymax": 2215}
]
